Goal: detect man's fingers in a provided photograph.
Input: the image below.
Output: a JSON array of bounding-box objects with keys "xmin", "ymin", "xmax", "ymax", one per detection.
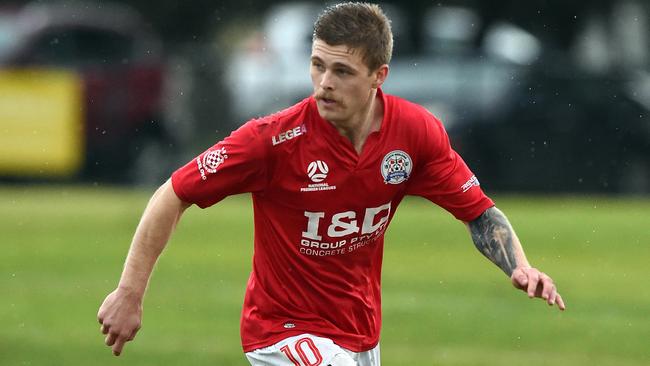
[
  {"xmin": 555, "ymin": 293, "xmax": 566, "ymax": 311},
  {"xmin": 105, "ymin": 332, "xmax": 117, "ymax": 347},
  {"xmin": 127, "ymin": 325, "xmax": 141, "ymax": 341},
  {"xmin": 100, "ymin": 324, "xmax": 109, "ymax": 335},
  {"xmin": 511, "ymin": 267, "xmax": 565, "ymax": 311},
  {"xmin": 526, "ymin": 270, "xmax": 540, "ymax": 298},
  {"xmin": 546, "ymin": 286, "xmax": 557, "ymax": 305},
  {"xmin": 112, "ymin": 338, "xmax": 127, "ymax": 356},
  {"xmin": 539, "ymin": 274, "xmax": 555, "ymax": 300}
]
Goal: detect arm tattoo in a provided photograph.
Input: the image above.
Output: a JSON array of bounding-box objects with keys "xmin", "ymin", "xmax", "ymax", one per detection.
[{"xmin": 468, "ymin": 207, "xmax": 518, "ymax": 276}]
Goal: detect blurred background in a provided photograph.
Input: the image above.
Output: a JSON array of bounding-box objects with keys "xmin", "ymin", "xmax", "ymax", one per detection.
[{"xmin": 0, "ymin": 0, "xmax": 648, "ymax": 192}]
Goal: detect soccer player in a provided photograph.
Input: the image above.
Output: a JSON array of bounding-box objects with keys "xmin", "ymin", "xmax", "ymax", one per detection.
[{"xmin": 97, "ymin": 2, "xmax": 565, "ymax": 365}]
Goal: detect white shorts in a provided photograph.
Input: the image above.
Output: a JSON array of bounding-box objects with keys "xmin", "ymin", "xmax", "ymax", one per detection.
[{"xmin": 245, "ymin": 334, "xmax": 380, "ymax": 366}]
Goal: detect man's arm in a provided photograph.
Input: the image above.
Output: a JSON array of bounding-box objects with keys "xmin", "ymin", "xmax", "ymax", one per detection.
[
  {"xmin": 466, "ymin": 206, "xmax": 565, "ymax": 310},
  {"xmin": 97, "ymin": 179, "xmax": 191, "ymax": 356}
]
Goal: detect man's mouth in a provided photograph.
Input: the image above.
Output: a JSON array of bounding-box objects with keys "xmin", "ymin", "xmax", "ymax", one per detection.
[{"xmin": 317, "ymin": 96, "xmax": 337, "ymax": 105}]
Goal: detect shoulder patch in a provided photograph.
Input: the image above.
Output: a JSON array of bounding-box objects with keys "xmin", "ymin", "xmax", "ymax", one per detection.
[{"xmin": 197, "ymin": 147, "xmax": 228, "ymax": 180}]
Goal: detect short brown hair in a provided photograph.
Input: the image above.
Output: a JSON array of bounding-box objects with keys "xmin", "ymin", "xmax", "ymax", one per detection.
[{"xmin": 313, "ymin": 2, "xmax": 393, "ymax": 72}]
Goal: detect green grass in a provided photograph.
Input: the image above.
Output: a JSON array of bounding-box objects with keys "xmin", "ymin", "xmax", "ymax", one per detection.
[{"xmin": 1, "ymin": 185, "xmax": 649, "ymax": 365}]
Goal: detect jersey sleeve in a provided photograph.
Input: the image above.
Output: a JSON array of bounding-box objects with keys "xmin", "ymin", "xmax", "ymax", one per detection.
[
  {"xmin": 406, "ymin": 114, "xmax": 494, "ymax": 222},
  {"xmin": 171, "ymin": 121, "xmax": 268, "ymax": 208}
]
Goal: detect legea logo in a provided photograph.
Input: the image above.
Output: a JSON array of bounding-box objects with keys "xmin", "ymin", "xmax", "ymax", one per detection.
[{"xmin": 307, "ymin": 160, "xmax": 329, "ymax": 183}]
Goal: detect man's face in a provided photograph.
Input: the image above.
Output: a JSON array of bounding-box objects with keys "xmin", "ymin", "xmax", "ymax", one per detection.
[{"xmin": 310, "ymin": 39, "xmax": 385, "ymax": 124}]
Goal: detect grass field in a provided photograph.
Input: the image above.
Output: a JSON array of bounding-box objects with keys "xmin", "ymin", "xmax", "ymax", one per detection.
[{"xmin": 1, "ymin": 185, "xmax": 649, "ymax": 365}]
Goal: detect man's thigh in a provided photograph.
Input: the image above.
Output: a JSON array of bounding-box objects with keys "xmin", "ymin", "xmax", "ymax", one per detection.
[{"xmin": 245, "ymin": 334, "xmax": 380, "ymax": 366}]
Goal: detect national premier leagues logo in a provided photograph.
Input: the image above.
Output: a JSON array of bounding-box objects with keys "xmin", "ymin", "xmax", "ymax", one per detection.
[
  {"xmin": 381, "ymin": 150, "xmax": 412, "ymax": 184},
  {"xmin": 307, "ymin": 160, "xmax": 329, "ymax": 183},
  {"xmin": 300, "ymin": 160, "xmax": 336, "ymax": 192}
]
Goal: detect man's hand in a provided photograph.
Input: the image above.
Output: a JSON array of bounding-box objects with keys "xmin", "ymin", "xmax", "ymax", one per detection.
[
  {"xmin": 97, "ymin": 288, "xmax": 143, "ymax": 356},
  {"xmin": 511, "ymin": 267, "xmax": 566, "ymax": 311}
]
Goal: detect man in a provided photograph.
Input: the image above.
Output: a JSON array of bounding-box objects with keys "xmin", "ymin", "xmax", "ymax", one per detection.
[{"xmin": 98, "ymin": 3, "xmax": 565, "ymax": 365}]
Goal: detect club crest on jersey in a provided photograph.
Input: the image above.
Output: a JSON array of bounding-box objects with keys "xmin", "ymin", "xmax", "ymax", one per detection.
[
  {"xmin": 197, "ymin": 147, "xmax": 228, "ymax": 180},
  {"xmin": 381, "ymin": 150, "xmax": 412, "ymax": 184}
]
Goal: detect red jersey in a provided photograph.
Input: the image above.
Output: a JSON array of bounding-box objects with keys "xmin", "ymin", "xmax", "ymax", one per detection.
[{"xmin": 171, "ymin": 89, "xmax": 494, "ymax": 352}]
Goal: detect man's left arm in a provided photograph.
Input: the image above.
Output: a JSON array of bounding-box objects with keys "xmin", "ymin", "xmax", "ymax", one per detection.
[{"xmin": 465, "ymin": 206, "xmax": 566, "ymax": 310}]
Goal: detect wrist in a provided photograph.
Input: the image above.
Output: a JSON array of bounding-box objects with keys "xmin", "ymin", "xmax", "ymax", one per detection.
[{"xmin": 116, "ymin": 284, "xmax": 145, "ymax": 301}]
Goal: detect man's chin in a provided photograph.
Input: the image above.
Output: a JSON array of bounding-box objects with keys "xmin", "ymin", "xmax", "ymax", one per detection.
[
  {"xmin": 316, "ymin": 106, "xmax": 336, "ymax": 121},
  {"xmin": 320, "ymin": 111, "xmax": 344, "ymax": 123}
]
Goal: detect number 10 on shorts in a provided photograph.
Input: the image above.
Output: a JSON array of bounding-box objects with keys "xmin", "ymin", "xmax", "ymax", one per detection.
[{"xmin": 280, "ymin": 337, "xmax": 324, "ymax": 366}]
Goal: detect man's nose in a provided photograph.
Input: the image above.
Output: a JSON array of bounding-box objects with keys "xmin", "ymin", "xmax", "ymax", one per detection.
[{"xmin": 320, "ymin": 70, "xmax": 334, "ymax": 90}]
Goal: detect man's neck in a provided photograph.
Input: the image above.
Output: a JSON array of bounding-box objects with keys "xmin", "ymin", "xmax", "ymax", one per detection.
[{"xmin": 331, "ymin": 90, "xmax": 383, "ymax": 154}]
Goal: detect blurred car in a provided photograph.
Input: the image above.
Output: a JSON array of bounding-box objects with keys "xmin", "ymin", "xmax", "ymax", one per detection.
[
  {"xmin": 0, "ymin": 1, "xmax": 169, "ymax": 182},
  {"xmin": 441, "ymin": 4, "xmax": 650, "ymax": 194},
  {"xmin": 225, "ymin": 2, "xmax": 650, "ymax": 193}
]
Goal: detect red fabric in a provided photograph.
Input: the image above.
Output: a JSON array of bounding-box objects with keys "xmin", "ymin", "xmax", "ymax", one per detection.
[{"xmin": 171, "ymin": 89, "xmax": 494, "ymax": 352}]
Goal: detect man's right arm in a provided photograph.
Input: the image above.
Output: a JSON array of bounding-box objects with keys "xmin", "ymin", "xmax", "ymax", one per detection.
[{"xmin": 97, "ymin": 179, "xmax": 191, "ymax": 356}]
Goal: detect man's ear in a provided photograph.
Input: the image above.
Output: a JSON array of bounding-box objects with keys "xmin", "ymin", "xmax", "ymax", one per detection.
[{"xmin": 371, "ymin": 64, "xmax": 389, "ymax": 89}]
